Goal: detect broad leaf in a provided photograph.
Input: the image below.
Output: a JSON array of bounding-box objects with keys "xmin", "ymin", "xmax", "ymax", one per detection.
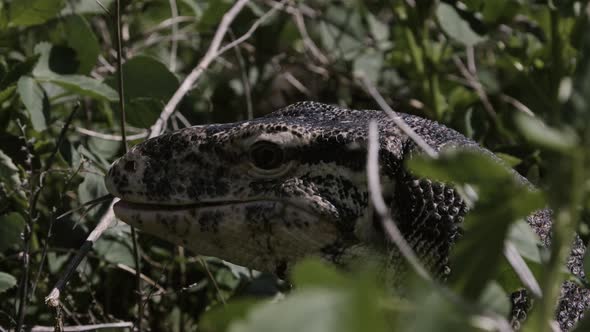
[
  {"xmin": 436, "ymin": 3, "xmax": 485, "ymax": 47},
  {"xmin": 0, "ymin": 212, "xmax": 25, "ymax": 252},
  {"xmin": 17, "ymin": 76, "xmax": 47, "ymax": 131},
  {"xmin": 0, "ymin": 272, "xmax": 17, "ymax": 293},
  {"xmin": 8, "ymin": 0, "xmax": 64, "ymax": 27}
]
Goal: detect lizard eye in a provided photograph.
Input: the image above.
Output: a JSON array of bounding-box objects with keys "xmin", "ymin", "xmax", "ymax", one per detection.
[{"xmin": 249, "ymin": 141, "xmax": 285, "ymax": 170}]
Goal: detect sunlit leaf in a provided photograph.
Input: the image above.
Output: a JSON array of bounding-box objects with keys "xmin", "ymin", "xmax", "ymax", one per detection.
[
  {"xmin": 17, "ymin": 76, "xmax": 47, "ymax": 131},
  {"xmin": 8, "ymin": 0, "xmax": 64, "ymax": 27},
  {"xmin": 515, "ymin": 113, "xmax": 578, "ymax": 151},
  {"xmin": 436, "ymin": 3, "xmax": 485, "ymax": 47}
]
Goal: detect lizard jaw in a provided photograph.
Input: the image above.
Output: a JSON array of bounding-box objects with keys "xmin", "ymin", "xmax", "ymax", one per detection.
[{"xmin": 113, "ymin": 199, "xmax": 341, "ymax": 273}]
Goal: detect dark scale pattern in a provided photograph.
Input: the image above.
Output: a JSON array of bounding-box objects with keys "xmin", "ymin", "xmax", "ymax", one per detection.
[
  {"xmin": 393, "ymin": 170, "xmax": 466, "ymax": 278},
  {"xmin": 106, "ymin": 101, "xmax": 589, "ymax": 331}
]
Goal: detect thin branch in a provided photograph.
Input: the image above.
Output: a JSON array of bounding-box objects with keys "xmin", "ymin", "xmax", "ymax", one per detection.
[
  {"xmin": 46, "ymin": 201, "xmax": 117, "ymax": 308},
  {"xmin": 75, "ymin": 127, "xmax": 148, "ymax": 141},
  {"xmin": 114, "ymin": 2, "xmax": 142, "ymax": 330},
  {"xmin": 31, "ymin": 322, "xmax": 133, "ymax": 332},
  {"xmin": 56, "ymin": 194, "xmax": 114, "ymax": 221},
  {"xmin": 359, "ymin": 74, "xmax": 439, "ymax": 159},
  {"xmin": 452, "ymin": 55, "xmax": 498, "ymax": 122},
  {"xmin": 367, "ymin": 121, "xmax": 433, "ymax": 282},
  {"xmin": 16, "ymin": 104, "xmax": 79, "ymax": 331},
  {"xmin": 283, "ymin": 71, "xmax": 311, "ymax": 96},
  {"xmin": 168, "ymin": 0, "xmax": 179, "ymax": 71},
  {"xmin": 115, "ymin": 0, "xmax": 128, "ymax": 152},
  {"xmin": 149, "ymin": 0, "xmax": 251, "ymax": 138},
  {"xmin": 115, "ymin": 263, "xmax": 166, "ymax": 294},
  {"xmin": 150, "ymin": 0, "xmax": 287, "ymax": 138},
  {"xmin": 198, "ymin": 257, "xmax": 226, "ymax": 305},
  {"xmin": 367, "ymin": 121, "xmax": 512, "ymax": 332},
  {"xmin": 174, "ymin": 112, "xmax": 192, "ymax": 128},
  {"xmin": 229, "ymin": 30, "xmax": 254, "ymax": 119},
  {"xmin": 216, "ymin": 0, "xmax": 287, "ymax": 55},
  {"xmin": 504, "ymin": 242, "xmax": 542, "ymax": 298},
  {"xmin": 292, "ymin": 7, "xmax": 329, "ymax": 64}
]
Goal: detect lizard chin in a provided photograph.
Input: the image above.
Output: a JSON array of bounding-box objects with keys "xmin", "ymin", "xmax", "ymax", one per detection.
[{"xmin": 113, "ymin": 199, "xmax": 341, "ymax": 273}]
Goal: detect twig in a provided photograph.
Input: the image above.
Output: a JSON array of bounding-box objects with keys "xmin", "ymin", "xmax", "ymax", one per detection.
[
  {"xmin": 367, "ymin": 121, "xmax": 512, "ymax": 332},
  {"xmin": 198, "ymin": 257, "xmax": 226, "ymax": 305},
  {"xmin": 114, "ymin": 0, "xmax": 128, "ymax": 152},
  {"xmin": 292, "ymin": 7, "xmax": 329, "ymax": 65},
  {"xmin": 229, "ymin": 30, "xmax": 254, "ymax": 119},
  {"xmin": 503, "ymin": 242, "xmax": 542, "ymax": 298},
  {"xmin": 366, "ymin": 121, "xmax": 433, "ymax": 281},
  {"xmin": 31, "ymin": 321, "xmax": 133, "ymax": 331},
  {"xmin": 46, "ymin": 201, "xmax": 117, "ymax": 307},
  {"xmin": 16, "ymin": 104, "xmax": 79, "ymax": 331},
  {"xmin": 217, "ymin": 0, "xmax": 287, "ymax": 55},
  {"xmin": 452, "ymin": 55, "xmax": 498, "ymax": 121},
  {"xmin": 115, "ymin": 263, "xmax": 166, "ymax": 294},
  {"xmin": 168, "ymin": 0, "xmax": 179, "ymax": 71},
  {"xmin": 149, "ymin": 0, "xmax": 251, "ymax": 137},
  {"xmin": 30, "ymin": 105, "xmax": 80, "ymax": 298},
  {"xmin": 75, "ymin": 127, "xmax": 148, "ymax": 141},
  {"xmin": 56, "ymin": 194, "xmax": 113, "ymax": 220},
  {"xmin": 114, "ymin": 1, "xmax": 143, "ymax": 329},
  {"xmin": 283, "ymin": 71, "xmax": 311, "ymax": 96},
  {"xmin": 359, "ymin": 74, "xmax": 438, "ymax": 158},
  {"xmin": 150, "ymin": 0, "xmax": 287, "ymax": 138},
  {"xmin": 174, "ymin": 112, "xmax": 192, "ymax": 128},
  {"xmin": 15, "ymin": 120, "xmax": 35, "ymax": 332}
]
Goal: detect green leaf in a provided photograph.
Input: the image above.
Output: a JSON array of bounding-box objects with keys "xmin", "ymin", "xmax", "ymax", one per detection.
[
  {"xmin": 0, "ymin": 212, "xmax": 25, "ymax": 252},
  {"xmin": 573, "ymin": 310, "xmax": 590, "ymax": 332},
  {"xmin": 77, "ymin": 170, "xmax": 108, "ymax": 207},
  {"xmin": 319, "ymin": 7, "xmax": 365, "ymax": 60},
  {"xmin": 61, "ymin": 15, "xmax": 100, "ymax": 74},
  {"xmin": 584, "ymin": 244, "xmax": 590, "ymax": 282},
  {"xmin": 436, "ymin": 3, "xmax": 485, "ymax": 47},
  {"xmin": 32, "ymin": 42, "xmax": 118, "ymax": 101},
  {"xmin": 60, "ymin": 0, "xmax": 114, "ymax": 15},
  {"xmin": 8, "ymin": 0, "xmax": 64, "ymax": 27},
  {"xmin": 106, "ymin": 56, "xmax": 178, "ymax": 127},
  {"xmin": 39, "ymin": 75, "xmax": 118, "ymax": 101},
  {"xmin": 108, "ymin": 55, "xmax": 179, "ymax": 102},
  {"xmin": 0, "ymin": 149, "xmax": 22, "ymax": 197},
  {"xmin": 0, "ymin": 272, "xmax": 17, "ymax": 293},
  {"xmin": 291, "ymin": 259, "xmax": 349, "ymax": 289},
  {"xmin": 399, "ymin": 286, "xmax": 470, "ymax": 332},
  {"xmin": 507, "ymin": 220, "xmax": 543, "ymax": 264},
  {"xmin": 200, "ymin": 299, "xmax": 260, "ymax": 332},
  {"xmin": 515, "ymin": 113, "xmax": 578, "ymax": 151},
  {"xmin": 17, "ymin": 76, "xmax": 47, "ymax": 131},
  {"xmin": 478, "ymin": 282, "xmax": 510, "ymax": 317},
  {"xmin": 0, "ymin": 55, "xmax": 40, "ymax": 90},
  {"xmin": 94, "ymin": 223, "xmax": 136, "ymax": 267},
  {"xmin": 228, "ymin": 288, "xmax": 349, "ymax": 332},
  {"xmin": 353, "ymin": 49, "xmax": 383, "ymax": 85},
  {"xmin": 124, "ymin": 98, "xmax": 163, "ymax": 128}
]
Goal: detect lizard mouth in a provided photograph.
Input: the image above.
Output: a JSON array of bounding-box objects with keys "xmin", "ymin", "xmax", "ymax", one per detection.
[{"xmin": 113, "ymin": 199, "xmax": 250, "ymax": 211}]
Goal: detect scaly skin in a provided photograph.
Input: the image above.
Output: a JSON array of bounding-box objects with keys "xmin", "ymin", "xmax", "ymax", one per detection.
[{"xmin": 105, "ymin": 102, "xmax": 589, "ymax": 330}]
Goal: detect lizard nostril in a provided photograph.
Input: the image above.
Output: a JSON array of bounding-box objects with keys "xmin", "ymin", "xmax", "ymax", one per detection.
[{"xmin": 124, "ymin": 160, "xmax": 137, "ymax": 172}]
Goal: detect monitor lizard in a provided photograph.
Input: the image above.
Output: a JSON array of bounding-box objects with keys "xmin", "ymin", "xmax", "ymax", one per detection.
[{"xmin": 104, "ymin": 101, "xmax": 589, "ymax": 330}]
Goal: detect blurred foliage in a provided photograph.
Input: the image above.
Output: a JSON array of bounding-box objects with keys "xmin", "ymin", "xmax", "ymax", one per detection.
[{"xmin": 0, "ymin": 0, "xmax": 589, "ymax": 331}]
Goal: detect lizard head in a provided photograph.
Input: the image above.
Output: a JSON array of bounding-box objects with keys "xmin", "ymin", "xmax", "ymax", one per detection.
[{"xmin": 105, "ymin": 102, "xmax": 397, "ymax": 275}]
